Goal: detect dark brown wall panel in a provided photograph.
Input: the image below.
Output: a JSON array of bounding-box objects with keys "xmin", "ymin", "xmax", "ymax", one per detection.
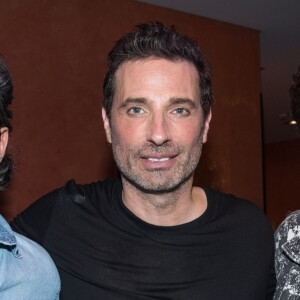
[
  {"xmin": 265, "ymin": 138, "xmax": 300, "ymax": 229},
  {"xmin": 0, "ymin": 0, "xmax": 263, "ymax": 220}
]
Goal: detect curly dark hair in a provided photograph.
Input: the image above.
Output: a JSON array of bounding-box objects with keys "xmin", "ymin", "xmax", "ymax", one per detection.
[
  {"xmin": 290, "ymin": 66, "xmax": 300, "ymax": 130},
  {"xmin": 0, "ymin": 56, "xmax": 13, "ymax": 190},
  {"xmin": 103, "ymin": 21, "xmax": 213, "ymax": 120}
]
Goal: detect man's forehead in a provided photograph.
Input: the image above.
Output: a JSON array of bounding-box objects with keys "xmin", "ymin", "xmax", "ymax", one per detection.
[
  {"xmin": 113, "ymin": 58, "xmax": 200, "ymax": 105},
  {"xmin": 114, "ymin": 57, "xmax": 199, "ymax": 86}
]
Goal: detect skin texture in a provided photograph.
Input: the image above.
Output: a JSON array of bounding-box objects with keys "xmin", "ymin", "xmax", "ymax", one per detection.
[
  {"xmin": 0, "ymin": 127, "xmax": 8, "ymax": 161},
  {"xmin": 102, "ymin": 57, "xmax": 211, "ymax": 225}
]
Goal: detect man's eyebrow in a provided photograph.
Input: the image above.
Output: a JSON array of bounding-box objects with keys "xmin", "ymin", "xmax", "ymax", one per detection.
[
  {"xmin": 118, "ymin": 97, "xmax": 197, "ymax": 109},
  {"xmin": 169, "ymin": 97, "xmax": 197, "ymax": 108},
  {"xmin": 119, "ymin": 97, "xmax": 147, "ymax": 109}
]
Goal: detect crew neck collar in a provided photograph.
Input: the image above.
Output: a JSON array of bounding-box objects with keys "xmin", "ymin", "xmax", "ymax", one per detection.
[{"xmin": 115, "ymin": 182, "xmax": 214, "ymax": 235}]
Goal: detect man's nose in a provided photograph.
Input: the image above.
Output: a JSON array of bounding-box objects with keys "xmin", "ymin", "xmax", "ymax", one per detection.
[{"xmin": 147, "ymin": 113, "xmax": 171, "ymax": 146}]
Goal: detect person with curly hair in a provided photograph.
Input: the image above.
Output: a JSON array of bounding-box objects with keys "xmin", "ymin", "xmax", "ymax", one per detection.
[
  {"xmin": 0, "ymin": 56, "xmax": 60, "ymax": 299},
  {"xmin": 274, "ymin": 66, "xmax": 300, "ymax": 299}
]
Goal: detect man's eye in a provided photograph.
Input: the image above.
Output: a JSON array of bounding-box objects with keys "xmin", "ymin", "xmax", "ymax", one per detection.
[
  {"xmin": 172, "ymin": 108, "xmax": 190, "ymax": 116},
  {"xmin": 128, "ymin": 107, "xmax": 144, "ymax": 115}
]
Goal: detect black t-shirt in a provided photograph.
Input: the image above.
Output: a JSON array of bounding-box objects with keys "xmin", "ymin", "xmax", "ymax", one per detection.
[{"xmin": 11, "ymin": 179, "xmax": 276, "ymax": 299}]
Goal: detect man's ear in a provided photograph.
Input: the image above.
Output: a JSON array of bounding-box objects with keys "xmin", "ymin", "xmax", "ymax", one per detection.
[
  {"xmin": 202, "ymin": 110, "xmax": 212, "ymax": 144},
  {"xmin": 0, "ymin": 127, "xmax": 8, "ymax": 160},
  {"xmin": 102, "ymin": 107, "xmax": 112, "ymax": 144}
]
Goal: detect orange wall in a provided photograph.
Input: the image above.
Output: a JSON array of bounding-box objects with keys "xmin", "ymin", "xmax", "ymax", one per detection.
[
  {"xmin": 265, "ymin": 137, "xmax": 300, "ymax": 229},
  {"xmin": 0, "ymin": 0, "xmax": 263, "ymax": 220}
]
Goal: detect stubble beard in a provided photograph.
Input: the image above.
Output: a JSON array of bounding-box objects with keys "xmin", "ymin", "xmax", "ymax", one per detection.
[{"xmin": 111, "ymin": 135, "xmax": 204, "ymax": 195}]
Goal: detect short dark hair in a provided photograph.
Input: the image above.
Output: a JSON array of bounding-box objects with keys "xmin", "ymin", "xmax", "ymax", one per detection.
[
  {"xmin": 0, "ymin": 56, "xmax": 13, "ymax": 190},
  {"xmin": 290, "ymin": 66, "xmax": 300, "ymax": 130},
  {"xmin": 103, "ymin": 21, "xmax": 213, "ymax": 119}
]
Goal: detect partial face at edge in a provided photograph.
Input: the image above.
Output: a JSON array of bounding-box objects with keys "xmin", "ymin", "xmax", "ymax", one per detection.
[
  {"xmin": 0, "ymin": 127, "xmax": 8, "ymax": 162},
  {"xmin": 102, "ymin": 58, "xmax": 211, "ymax": 193}
]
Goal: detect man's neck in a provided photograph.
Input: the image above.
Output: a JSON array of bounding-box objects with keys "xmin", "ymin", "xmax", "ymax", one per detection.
[{"xmin": 121, "ymin": 178, "xmax": 207, "ymax": 226}]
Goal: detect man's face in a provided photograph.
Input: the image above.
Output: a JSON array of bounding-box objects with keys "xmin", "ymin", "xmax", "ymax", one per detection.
[{"xmin": 102, "ymin": 58, "xmax": 211, "ymax": 193}]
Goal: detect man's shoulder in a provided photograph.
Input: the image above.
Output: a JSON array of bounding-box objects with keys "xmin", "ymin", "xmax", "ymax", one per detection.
[
  {"xmin": 205, "ymin": 187, "xmax": 271, "ymax": 231},
  {"xmin": 10, "ymin": 178, "xmax": 123, "ymax": 240},
  {"xmin": 57, "ymin": 177, "xmax": 122, "ymax": 200},
  {"xmin": 12, "ymin": 178, "xmax": 122, "ymax": 222},
  {"xmin": 205, "ymin": 187, "xmax": 264, "ymax": 214}
]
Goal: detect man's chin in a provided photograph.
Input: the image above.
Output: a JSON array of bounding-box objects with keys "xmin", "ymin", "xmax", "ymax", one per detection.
[{"xmin": 121, "ymin": 172, "xmax": 192, "ymax": 195}]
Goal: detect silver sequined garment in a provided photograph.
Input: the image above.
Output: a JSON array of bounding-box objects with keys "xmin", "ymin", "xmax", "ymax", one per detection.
[{"xmin": 274, "ymin": 210, "xmax": 300, "ymax": 299}]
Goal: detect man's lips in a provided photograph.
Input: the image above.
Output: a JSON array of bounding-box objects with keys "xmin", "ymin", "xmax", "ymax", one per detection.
[
  {"xmin": 147, "ymin": 157, "xmax": 170, "ymax": 162},
  {"xmin": 141, "ymin": 153, "xmax": 178, "ymax": 160},
  {"xmin": 140, "ymin": 154, "xmax": 178, "ymax": 169}
]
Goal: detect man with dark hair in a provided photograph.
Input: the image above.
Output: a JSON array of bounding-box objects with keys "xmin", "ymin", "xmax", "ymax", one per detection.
[
  {"xmin": 12, "ymin": 22, "xmax": 275, "ymax": 299},
  {"xmin": 274, "ymin": 66, "xmax": 300, "ymax": 299},
  {"xmin": 0, "ymin": 57, "xmax": 61, "ymax": 299}
]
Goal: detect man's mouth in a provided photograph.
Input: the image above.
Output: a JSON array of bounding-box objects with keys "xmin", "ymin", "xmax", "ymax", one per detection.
[
  {"xmin": 147, "ymin": 157, "xmax": 170, "ymax": 162},
  {"xmin": 141, "ymin": 154, "xmax": 177, "ymax": 169}
]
